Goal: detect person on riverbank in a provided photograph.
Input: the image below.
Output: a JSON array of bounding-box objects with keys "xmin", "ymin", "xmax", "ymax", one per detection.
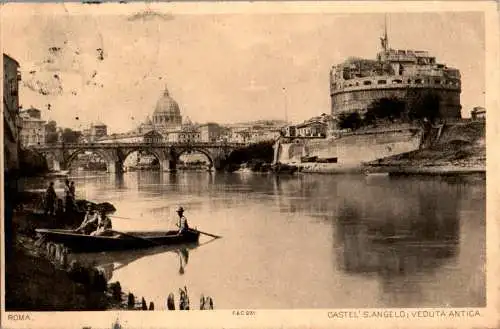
[
  {"xmin": 76, "ymin": 204, "xmax": 98, "ymax": 234},
  {"xmin": 56, "ymin": 198, "xmax": 64, "ymax": 217},
  {"xmin": 176, "ymin": 206, "xmax": 189, "ymax": 234},
  {"xmin": 64, "ymin": 179, "xmax": 73, "ymax": 213},
  {"xmin": 91, "ymin": 209, "xmax": 113, "ymax": 236},
  {"xmin": 69, "ymin": 181, "xmax": 79, "ymax": 211},
  {"xmin": 44, "ymin": 182, "xmax": 57, "ymax": 216}
]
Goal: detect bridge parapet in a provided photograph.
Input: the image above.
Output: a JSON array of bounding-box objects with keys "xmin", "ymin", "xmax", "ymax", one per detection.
[{"xmin": 32, "ymin": 141, "xmax": 249, "ymax": 150}]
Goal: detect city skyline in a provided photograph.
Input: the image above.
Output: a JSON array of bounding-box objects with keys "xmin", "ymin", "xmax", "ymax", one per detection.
[{"xmin": 2, "ymin": 5, "xmax": 485, "ymax": 134}]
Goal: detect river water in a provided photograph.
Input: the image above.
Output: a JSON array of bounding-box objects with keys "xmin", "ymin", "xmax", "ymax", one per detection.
[{"xmin": 24, "ymin": 171, "xmax": 486, "ymax": 309}]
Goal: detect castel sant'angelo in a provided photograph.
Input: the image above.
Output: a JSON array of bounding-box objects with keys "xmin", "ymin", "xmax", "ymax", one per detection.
[
  {"xmin": 329, "ymin": 24, "xmax": 462, "ymax": 118},
  {"xmin": 275, "ymin": 23, "xmax": 469, "ymax": 169}
]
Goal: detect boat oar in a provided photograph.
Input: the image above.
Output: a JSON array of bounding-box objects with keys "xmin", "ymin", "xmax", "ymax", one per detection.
[
  {"xmin": 108, "ymin": 230, "xmax": 162, "ymax": 246},
  {"xmin": 109, "ymin": 215, "xmax": 138, "ymax": 221},
  {"xmin": 188, "ymin": 228, "xmax": 221, "ymax": 239}
]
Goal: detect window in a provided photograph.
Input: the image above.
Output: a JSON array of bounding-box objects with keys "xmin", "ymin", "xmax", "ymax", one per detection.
[
  {"xmin": 434, "ymin": 79, "xmax": 441, "ymax": 84},
  {"xmin": 415, "ymin": 79, "xmax": 423, "ymax": 84},
  {"xmin": 392, "ymin": 79, "xmax": 402, "ymax": 84},
  {"xmin": 363, "ymin": 81, "xmax": 372, "ymax": 86},
  {"xmin": 377, "ymin": 80, "xmax": 387, "ymax": 84}
]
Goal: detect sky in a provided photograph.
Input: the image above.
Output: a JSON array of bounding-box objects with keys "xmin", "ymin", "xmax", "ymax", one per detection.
[{"xmin": 1, "ymin": 4, "xmax": 485, "ymax": 134}]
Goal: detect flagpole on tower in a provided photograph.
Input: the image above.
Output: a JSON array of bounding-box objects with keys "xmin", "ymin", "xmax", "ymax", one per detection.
[
  {"xmin": 381, "ymin": 14, "xmax": 389, "ymax": 52},
  {"xmin": 384, "ymin": 14, "xmax": 389, "ymax": 51}
]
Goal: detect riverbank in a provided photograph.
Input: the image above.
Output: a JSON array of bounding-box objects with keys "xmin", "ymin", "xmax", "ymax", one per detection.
[
  {"xmin": 297, "ymin": 163, "xmax": 363, "ymax": 174},
  {"xmin": 364, "ymin": 123, "xmax": 485, "ymax": 176},
  {"xmin": 4, "ymin": 192, "xmax": 152, "ymax": 311},
  {"xmin": 295, "ymin": 121, "xmax": 485, "ymax": 176},
  {"xmin": 6, "ymin": 191, "xmax": 214, "ymax": 311},
  {"xmin": 295, "ymin": 159, "xmax": 485, "ymax": 176}
]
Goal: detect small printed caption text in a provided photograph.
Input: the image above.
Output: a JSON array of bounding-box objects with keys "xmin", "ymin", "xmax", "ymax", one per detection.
[{"xmin": 327, "ymin": 309, "xmax": 481, "ymax": 319}]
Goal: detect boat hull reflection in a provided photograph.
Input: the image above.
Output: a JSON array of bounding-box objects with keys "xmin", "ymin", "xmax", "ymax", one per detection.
[{"xmin": 69, "ymin": 242, "xmax": 199, "ymax": 281}]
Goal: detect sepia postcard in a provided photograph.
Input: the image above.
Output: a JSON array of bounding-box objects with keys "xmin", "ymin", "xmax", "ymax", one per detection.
[{"xmin": 1, "ymin": 1, "xmax": 499, "ymax": 328}]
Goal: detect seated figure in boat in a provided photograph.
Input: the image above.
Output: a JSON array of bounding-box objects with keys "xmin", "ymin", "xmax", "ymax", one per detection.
[
  {"xmin": 176, "ymin": 206, "xmax": 189, "ymax": 234},
  {"xmin": 76, "ymin": 204, "xmax": 99, "ymax": 234},
  {"xmin": 91, "ymin": 209, "xmax": 113, "ymax": 236}
]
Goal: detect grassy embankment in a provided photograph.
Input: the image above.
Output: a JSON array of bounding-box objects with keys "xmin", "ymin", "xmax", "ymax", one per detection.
[{"xmin": 365, "ymin": 120, "xmax": 485, "ymax": 174}]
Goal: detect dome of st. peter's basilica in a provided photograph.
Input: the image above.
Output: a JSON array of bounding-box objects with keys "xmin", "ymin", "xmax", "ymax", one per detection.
[{"xmin": 152, "ymin": 86, "xmax": 182, "ymax": 128}]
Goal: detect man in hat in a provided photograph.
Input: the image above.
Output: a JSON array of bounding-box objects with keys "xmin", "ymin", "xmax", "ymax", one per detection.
[
  {"xmin": 76, "ymin": 203, "xmax": 98, "ymax": 234},
  {"xmin": 176, "ymin": 206, "xmax": 189, "ymax": 234}
]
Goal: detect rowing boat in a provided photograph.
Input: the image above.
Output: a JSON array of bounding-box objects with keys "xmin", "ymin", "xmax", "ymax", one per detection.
[{"xmin": 35, "ymin": 228, "xmax": 200, "ymax": 253}]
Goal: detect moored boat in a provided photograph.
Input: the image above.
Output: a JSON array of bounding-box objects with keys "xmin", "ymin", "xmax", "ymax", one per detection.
[{"xmin": 35, "ymin": 228, "xmax": 200, "ymax": 253}]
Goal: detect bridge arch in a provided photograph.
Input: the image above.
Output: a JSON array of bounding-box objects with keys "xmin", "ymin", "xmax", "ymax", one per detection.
[
  {"xmin": 65, "ymin": 148, "xmax": 114, "ymax": 171},
  {"xmin": 121, "ymin": 147, "xmax": 165, "ymax": 163},
  {"xmin": 121, "ymin": 147, "xmax": 166, "ymax": 171},
  {"xmin": 175, "ymin": 147, "xmax": 214, "ymax": 169}
]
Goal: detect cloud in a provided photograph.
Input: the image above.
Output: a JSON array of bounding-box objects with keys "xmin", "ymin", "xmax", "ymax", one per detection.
[{"xmin": 127, "ymin": 9, "xmax": 175, "ymax": 22}]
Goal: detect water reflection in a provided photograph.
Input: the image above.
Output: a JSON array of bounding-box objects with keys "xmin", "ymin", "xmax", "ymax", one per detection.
[
  {"xmin": 69, "ymin": 243, "xmax": 198, "ymax": 282},
  {"xmin": 21, "ymin": 171, "xmax": 485, "ymax": 308}
]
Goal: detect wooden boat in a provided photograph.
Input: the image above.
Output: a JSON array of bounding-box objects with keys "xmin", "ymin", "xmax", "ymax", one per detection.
[{"xmin": 35, "ymin": 228, "xmax": 200, "ymax": 253}]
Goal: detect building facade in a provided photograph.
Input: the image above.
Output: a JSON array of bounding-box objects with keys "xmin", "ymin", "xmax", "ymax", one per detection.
[
  {"xmin": 3, "ymin": 53, "xmax": 21, "ymax": 173},
  {"xmin": 329, "ymin": 31, "xmax": 461, "ymax": 119},
  {"xmin": 143, "ymin": 130, "xmax": 164, "ymax": 143},
  {"xmin": 178, "ymin": 124, "xmax": 201, "ymax": 143},
  {"xmin": 199, "ymin": 123, "xmax": 223, "ymax": 142},
  {"xmin": 91, "ymin": 121, "xmax": 107, "ymax": 139},
  {"xmin": 295, "ymin": 121, "xmax": 327, "ymax": 138},
  {"xmin": 471, "ymin": 107, "xmax": 486, "ymax": 120},
  {"xmin": 82, "ymin": 121, "xmax": 108, "ymax": 143},
  {"xmin": 282, "ymin": 113, "xmax": 334, "ymax": 139},
  {"xmin": 19, "ymin": 108, "xmax": 46, "ymax": 147}
]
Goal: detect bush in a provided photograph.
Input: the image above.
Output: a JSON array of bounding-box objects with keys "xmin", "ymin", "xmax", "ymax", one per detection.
[
  {"xmin": 407, "ymin": 91, "xmax": 442, "ymax": 123},
  {"xmin": 366, "ymin": 97, "xmax": 406, "ymax": 123},
  {"xmin": 18, "ymin": 148, "xmax": 48, "ymax": 176},
  {"xmin": 337, "ymin": 112, "xmax": 363, "ymax": 130}
]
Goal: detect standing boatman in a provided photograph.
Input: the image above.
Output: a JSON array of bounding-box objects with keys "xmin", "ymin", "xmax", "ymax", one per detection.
[{"xmin": 176, "ymin": 206, "xmax": 189, "ymax": 234}]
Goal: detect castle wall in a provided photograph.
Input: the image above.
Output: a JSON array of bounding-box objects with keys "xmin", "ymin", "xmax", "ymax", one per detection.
[
  {"xmin": 277, "ymin": 127, "xmax": 423, "ymax": 168},
  {"xmin": 331, "ymin": 86, "xmax": 461, "ymax": 119}
]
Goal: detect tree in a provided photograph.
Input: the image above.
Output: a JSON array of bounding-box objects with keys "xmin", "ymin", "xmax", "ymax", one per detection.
[
  {"xmin": 408, "ymin": 91, "xmax": 442, "ymax": 123},
  {"xmin": 61, "ymin": 128, "xmax": 82, "ymax": 143},
  {"xmin": 337, "ymin": 112, "xmax": 363, "ymax": 130},
  {"xmin": 45, "ymin": 120, "xmax": 58, "ymax": 144},
  {"xmin": 365, "ymin": 97, "xmax": 406, "ymax": 123}
]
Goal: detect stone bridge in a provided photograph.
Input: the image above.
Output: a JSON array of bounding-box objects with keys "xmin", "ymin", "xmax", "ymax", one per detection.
[{"xmin": 30, "ymin": 142, "xmax": 248, "ymax": 173}]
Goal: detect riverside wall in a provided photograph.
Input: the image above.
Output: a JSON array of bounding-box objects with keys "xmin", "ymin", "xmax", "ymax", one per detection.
[{"xmin": 276, "ymin": 124, "xmax": 424, "ymax": 171}]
